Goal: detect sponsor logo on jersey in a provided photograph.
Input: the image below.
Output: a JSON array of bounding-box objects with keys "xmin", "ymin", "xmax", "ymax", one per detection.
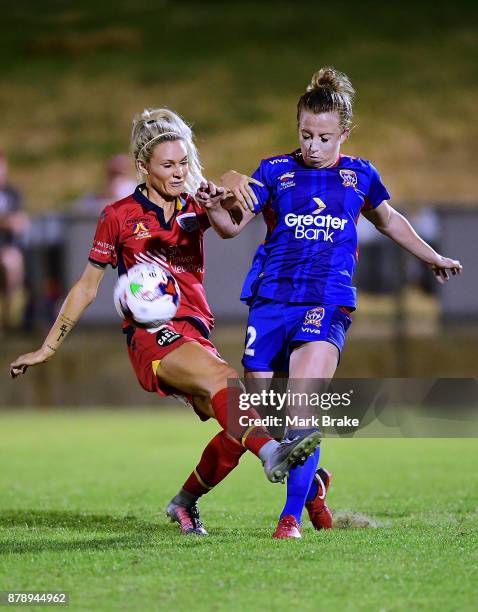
[
  {"xmin": 278, "ymin": 171, "xmax": 296, "ymax": 190},
  {"xmin": 133, "ymin": 222, "xmax": 151, "ymax": 240},
  {"xmin": 284, "ymin": 201, "xmax": 348, "ymax": 242},
  {"xmin": 303, "ymin": 307, "xmax": 325, "ymax": 329},
  {"xmin": 135, "ymin": 248, "xmax": 203, "ymax": 274},
  {"xmin": 176, "ymin": 213, "xmax": 199, "ymax": 232},
  {"xmin": 312, "ymin": 197, "xmax": 326, "ymax": 213},
  {"xmin": 126, "ymin": 216, "xmax": 150, "ymax": 226},
  {"xmin": 301, "ymin": 326, "xmax": 321, "ymax": 334},
  {"xmin": 156, "ymin": 327, "xmax": 182, "ymax": 347},
  {"xmin": 339, "ymin": 169, "xmax": 357, "ymax": 188},
  {"xmin": 92, "ymin": 240, "xmax": 115, "ymax": 253},
  {"xmin": 269, "ymin": 158, "xmax": 289, "ymax": 165}
]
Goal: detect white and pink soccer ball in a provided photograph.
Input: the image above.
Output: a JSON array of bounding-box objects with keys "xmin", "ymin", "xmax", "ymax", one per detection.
[{"xmin": 114, "ymin": 263, "xmax": 180, "ymax": 329}]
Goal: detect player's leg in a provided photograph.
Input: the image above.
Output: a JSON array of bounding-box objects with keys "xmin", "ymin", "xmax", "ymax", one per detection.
[
  {"xmin": 279, "ymin": 306, "xmax": 352, "ymax": 536},
  {"xmin": 274, "ymin": 341, "xmax": 338, "ymax": 537},
  {"xmin": 169, "ymin": 300, "xmax": 290, "ymax": 530},
  {"xmin": 242, "ymin": 298, "xmax": 317, "ymax": 537},
  {"xmin": 168, "ymin": 430, "xmax": 246, "ymax": 530},
  {"xmin": 168, "ymin": 377, "xmax": 284, "ymax": 534},
  {"xmin": 162, "ymin": 344, "xmax": 246, "ymax": 535},
  {"xmin": 128, "ymin": 323, "xmax": 319, "ymax": 535},
  {"xmin": 156, "ymin": 340, "xmax": 321, "ymax": 481}
]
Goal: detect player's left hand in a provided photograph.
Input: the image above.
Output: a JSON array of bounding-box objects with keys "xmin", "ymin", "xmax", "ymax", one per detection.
[
  {"xmin": 220, "ymin": 170, "xmax": 264, "ymax": 212},
  {"xmin": 430, "ymin": 255, "xmax": 463, "ymax": 284},
  {"xmin": 195, "ymin": 181, "xmax": 226, "ymax": 210},
  {"xmin": 10, "ymin": 346, "xmax": 56, "ymax": 379}
]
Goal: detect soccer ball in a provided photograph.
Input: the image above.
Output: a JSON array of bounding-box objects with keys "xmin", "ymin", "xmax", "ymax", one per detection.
[{"xmin": 114, "ymin": 263, "xmax": 180, "ymax": 328}]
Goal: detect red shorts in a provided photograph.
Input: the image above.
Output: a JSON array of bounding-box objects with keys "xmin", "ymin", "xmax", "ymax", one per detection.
[{"xmin": 123, "ymin": 319, "xmax": 218, "ymax": 413}]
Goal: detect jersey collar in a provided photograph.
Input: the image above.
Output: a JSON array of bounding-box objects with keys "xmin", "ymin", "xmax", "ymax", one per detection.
[{"xmin": 133, "ymin": 184, "xmax": 188, "ymax": 229}]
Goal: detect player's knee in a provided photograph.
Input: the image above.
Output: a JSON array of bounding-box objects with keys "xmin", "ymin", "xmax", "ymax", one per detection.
[{"xmin": 200, "ymin": 363, "xmax": 239, "ymax": 399}]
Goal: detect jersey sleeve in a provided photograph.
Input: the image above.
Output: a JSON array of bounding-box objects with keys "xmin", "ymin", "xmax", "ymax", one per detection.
[
  {"xmin": 362, "ymin": 163, "xmax": 391, "ymax": 211},
  {"xmin": 88, "ymin": 205, "xmax": 120, "ymax": 268},
  {"xmin": 250, "ymin": 160, "xmax": 273, "ymax": 214}
]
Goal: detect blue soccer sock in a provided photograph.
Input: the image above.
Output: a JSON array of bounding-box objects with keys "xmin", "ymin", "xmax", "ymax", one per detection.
[{"xmin": 280, "ymin": 446, "xmax": 321, "ymax": 524}]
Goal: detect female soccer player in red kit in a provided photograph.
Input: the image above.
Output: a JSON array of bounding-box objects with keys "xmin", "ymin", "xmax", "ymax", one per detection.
[{"xmin": 10, "ymin": 108, "xmax": 321, "ymax": 535}]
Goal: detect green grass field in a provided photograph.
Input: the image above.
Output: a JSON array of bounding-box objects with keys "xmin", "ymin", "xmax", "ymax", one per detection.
[{"xmin": 0, "ymin": 411, "xmax": 477, "ymax": 610}]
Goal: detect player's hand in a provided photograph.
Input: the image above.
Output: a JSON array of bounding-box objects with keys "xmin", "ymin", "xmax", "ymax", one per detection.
[
  {"xmin": 220, "ymin": 170, "xmax": 264, "ymax": 212},
  {"xmin": 10, "ymin": 346, "xmax": 55, "ymax": 379},
  {"xmin": 195, "ymin": 181, "xmax": 226, "ymax": 210},
  {"xmin": 430, "ymin": 255, "xmax": 463, "ymax": 284}
]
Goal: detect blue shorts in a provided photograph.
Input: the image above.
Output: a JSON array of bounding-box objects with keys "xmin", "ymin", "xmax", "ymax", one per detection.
[{"xmin": 242, "ymin": 297, "xmax": 353, "ymax": 372}]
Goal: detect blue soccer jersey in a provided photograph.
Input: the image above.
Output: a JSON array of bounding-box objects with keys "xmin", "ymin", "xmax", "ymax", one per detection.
[{"xmin": 241, "ymin": 151, "xmax": 390, "ymax": 309}]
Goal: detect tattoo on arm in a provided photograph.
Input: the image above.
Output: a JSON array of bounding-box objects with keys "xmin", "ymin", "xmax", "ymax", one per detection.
[
  {"xmin": 46, "ymin": 344, "xmax": 57, "ymax": 352},
  {"xmin": 55, "ymin": 314, "xmax": 77, "ymax": 342},
  {"xmin": 60, "ymin": 314, "xmax": 76, "ymax": 326},
  {"xmin": 57, "ymin": 324, "xmax": 70, "ymax": 341}
]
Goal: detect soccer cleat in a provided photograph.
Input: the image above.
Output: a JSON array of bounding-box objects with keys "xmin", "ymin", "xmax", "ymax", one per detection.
[
  {"xmin": 263, "ymin": 430, "xmax": 322, "ymax": 483},
  {"xmin": 305, "ymin": 467, "xmax": 333, "ymax": 530},
  {"xmin": 166, "ymin": 501, "xmax": 208, "ymax": 535},
  {"xmin": 272, "ymin": 514, "xmax": 302, "ymax": 539}
]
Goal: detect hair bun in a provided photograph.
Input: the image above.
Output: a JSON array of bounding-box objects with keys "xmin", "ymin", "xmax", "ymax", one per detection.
[
  {"xmin": 307, "ymin": 67, "xmax": 355, "ymax": 99},
  {"xmin": 140, "ymin": 108, "xmax": 154, "ymax": 120}
]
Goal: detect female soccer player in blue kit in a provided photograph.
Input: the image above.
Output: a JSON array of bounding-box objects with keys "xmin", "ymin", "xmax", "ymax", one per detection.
[{"xmin": 194, "ymin": 66, "xmax": 462, "ymax": 538}]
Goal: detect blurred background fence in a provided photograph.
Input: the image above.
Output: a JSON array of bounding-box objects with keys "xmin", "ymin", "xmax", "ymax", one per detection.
[
  {"xmin": 17, "ymin": 207, "xmax": 478, "ymax": 326},
  {"xmin": 1, "ymin": 0, "xmax": 477, "ymax": 406}
]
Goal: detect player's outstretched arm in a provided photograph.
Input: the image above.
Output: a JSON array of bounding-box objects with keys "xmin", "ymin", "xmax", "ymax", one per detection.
[
  {"xmin": 195, "ymin": 180, "xmax": 255, "ymax": 238},
  {"xmin": 363, "ymin": 201, "xmax": 463, "ymax": 283},
  {"xmin": 10, "ymin": 262, "xmax": 105, "ymax": 378}
]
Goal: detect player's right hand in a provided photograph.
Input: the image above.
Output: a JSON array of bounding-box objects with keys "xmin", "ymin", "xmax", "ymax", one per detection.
[
  {"xmin": 10, "ymin": 347, "xmax": 55, "ymax": 379},
  {"xmin": 220, "ymin": 170, "xmax": 264, "ymax": 212},
  {"xmin": 430, "ymin": 255, "xmax": 463, "ymax": 284},
  {"xmin": 195, "ymin": 181, "xmax": 226, "ymax": 210}
]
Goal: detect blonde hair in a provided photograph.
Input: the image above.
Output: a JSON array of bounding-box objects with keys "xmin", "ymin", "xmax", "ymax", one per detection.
[
  {"xmin": 297, "ymin": 67, "xmax": 355, "ymax": 129},
  {"xmin": 131, "ymin": 108, "xmax": 205, "ymax": 194}
]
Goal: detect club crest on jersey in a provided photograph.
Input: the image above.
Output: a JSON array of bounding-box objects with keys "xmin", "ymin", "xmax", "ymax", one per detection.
[
  {"xmin": 278, "ymin": 171, "xmax": 296, "ymax": 190},
  {"xmin": 339, "ymin": 169, "xmax": 357, "ymax": 188},
  {"xmin": 176, "ymin": 213, "xmax": 199, "ymax": 232},
  {"xmin": 303, "ymin": 307, "xmax": 325, "ymax": 328},
  {"xmin": 133, "ymin": 222, "xmax": 151, "ymax": 240}
]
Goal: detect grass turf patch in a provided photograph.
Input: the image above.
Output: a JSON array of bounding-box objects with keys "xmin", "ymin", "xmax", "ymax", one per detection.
[{"xmin": 0, "ymin": 410, "xmax": 477, "ymax": 610}]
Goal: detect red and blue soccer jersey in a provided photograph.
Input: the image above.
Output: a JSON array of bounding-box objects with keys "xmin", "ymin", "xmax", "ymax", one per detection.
[
  {"xmin": 241, "ymin": 151, "xmax": 390, "ymax": 309},
  {"xmin": 89, "ymin": 185, "xmax": 214, "ymax": 334}
]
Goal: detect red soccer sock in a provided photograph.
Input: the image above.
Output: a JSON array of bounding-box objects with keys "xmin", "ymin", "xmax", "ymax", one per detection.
[
  {"xmin": 211, "ymin": 387, "xmax": 273, "ymax": 457},
  {"xmin": 183, "ymin": 431, "xmax": 246, "ymax": 497}
]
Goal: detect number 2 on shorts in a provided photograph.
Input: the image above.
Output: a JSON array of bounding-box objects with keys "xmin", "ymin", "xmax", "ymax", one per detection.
[{"xmin": 244, "ymin": 325, "xmax": 257, "ymax": 356}]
